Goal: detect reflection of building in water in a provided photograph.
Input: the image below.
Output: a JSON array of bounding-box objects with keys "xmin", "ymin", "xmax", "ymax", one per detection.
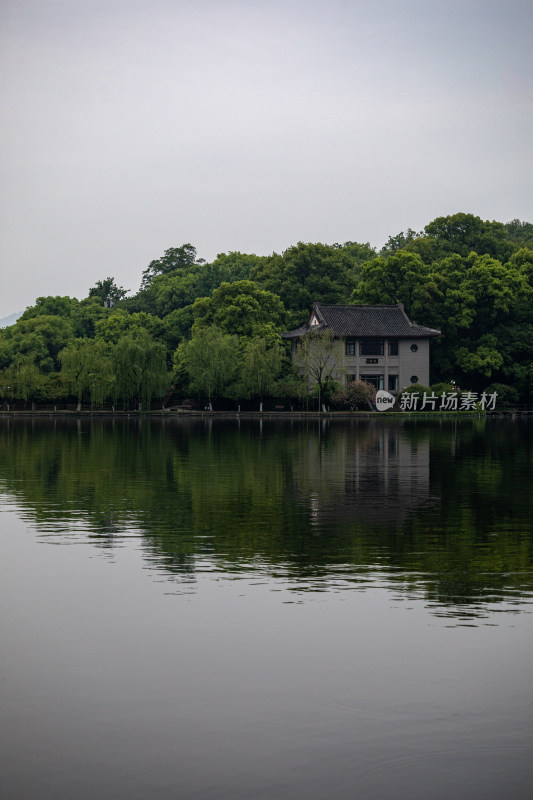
[{"xmin": 294, "ymin": 424, "xmax": 431, "ymax": 527}]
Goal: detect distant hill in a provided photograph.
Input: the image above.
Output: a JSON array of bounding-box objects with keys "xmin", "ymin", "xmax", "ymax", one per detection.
[{"xmin": 0, "ymin": 311, "xmax": 22, "ymax": 328}]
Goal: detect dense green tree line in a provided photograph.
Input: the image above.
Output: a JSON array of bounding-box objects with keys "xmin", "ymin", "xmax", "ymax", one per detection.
[{"xmin": 1, "ymin": 213, "xmax": 532, "ymax": 407}]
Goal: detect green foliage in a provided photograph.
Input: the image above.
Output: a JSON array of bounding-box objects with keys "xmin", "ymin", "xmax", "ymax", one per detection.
[
  {"xmin": 140, "ymin": 244, "xmax": 199, "ymax": 291},
  {"xmin": 333, "ymin": 379, "xmax": 376, "ymax": 410},
  {"xmin": 507, "ymin": 247, "xmax": 533, "ymax": 286},
  {"xmin": 113, "ymin": 331, "xmax": 169, "ymax": 408},
  {"xmin": 352, "ymin": 221, "xmax": 533, "ymax": 394},
  {"xmin": 274, "ymin": 373, "xmax": 308, "ymax": 403},
  {"xmin": 505, "ymin": 219, "xmax": 533, "ymax": 250},
  {"xmin": 456, "ymin": 337, "xmax": 504, "ymax": 378},
  {"xmin": 251, "ymin": 242, "xmax": 364, "ymax": 325},
  {"xmin": 75, "ymin": 297, "xmax": 112, "ymax": 338},
  {"xmin": 4, "ymin": 212, "xmax": 533, "ymax": 405},
  {"xmin": 0, "ymin": 359, "xmax": 46, "ymax": 402},
  {"xmin": 162, "ymin": 306, "xmax": 195, "ymax": 351},
  {"xmin": 192, "ymin": 280, "xmax": 285, "ymax": 339},
  {"xmin": 94, "ymin": 309, "xmax": 164, "ymax": 343},
  {"xmin": 150, "ymin": 271, "xmax": 205, "ymax": 316},
  {"xmin": 401, "ymin": 384, "xmax": 432, "ymax": 399},
  {"xmin": 429, "ymin": 383, "xmax": 457, "ymax": 397},
  {"xmin": 379, "ymin": 228, "xmax": 421, "ymax": 256},
  {"xmin": 149, "ymin": 251, "xmax": 265, "ymax": 317},
  {"xmin": 238, "ymin": 337, "xmax": 284, "ymax": 400},
  {"xmin": 337, "ymin": 241, "xmax": 376, "ymax": 264},
  {"xmin": 60, "ymin": 339, "xmax": 114, "ymax": 406},
  {"xmin": 351, "ymin": 250, "xmax": 430, "ymax": 308},
  {"xmin": 88, "ymin": 277, "xmax": 128, "ymax": 306},
  {"xmin": 125, "ymin": 248, "xmax": 266, "ymax": 319},
  {"xmin": 0, "ymin": 315, "xmax": 75, "ymax": 371},
  {"xmin": 293, "ymin": 328, "xmax": 340, "ymax": 408},
  {"xmin": 424, "ymin": 213, "xmax": 516, "ymax": 262},
  {"xmin": 21, "ymin": 296, "xmax": 79, "ymax": 321},
  {"xmin": 175, "ymin": 326, "xmax": 240, "ymax": 403},
  {"xmin": 483, "ymin": 383, "xmax": 520, "ymax": 406}
]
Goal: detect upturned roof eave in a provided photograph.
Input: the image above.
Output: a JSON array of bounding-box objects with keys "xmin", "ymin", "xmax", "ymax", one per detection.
[{"xmin": 281, "ymin": 321, "xmax": 327, "ymax": 339}]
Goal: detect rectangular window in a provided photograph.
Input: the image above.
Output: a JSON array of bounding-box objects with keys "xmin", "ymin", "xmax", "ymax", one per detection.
[
  {"xmin": 345, "ymin": 338, "xmax": 356, "ymax": 356},
  {"xmin": 388, "ymin": 339, "xmax": 398, "ymax": 356},
  {"xmin": 360, "ymin": 374, "xmax": 384, "ymax": 390},
  {"xmin": 388, "ymin": 375, "xmax": 399, "ymax": 392},
  {"xmin": 359, "ymin": 339, "xmax": 384, "ymax": 356}
]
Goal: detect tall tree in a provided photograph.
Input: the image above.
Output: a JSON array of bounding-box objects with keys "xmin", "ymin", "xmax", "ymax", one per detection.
[
  {"xmin": 239, "ymin": 337, "xmax": 284, "ymax": 408},
  {"xmin": 293, "ymin": 328, "xmax": 340, "ymax": 411},
  {"xmin": 60, "ymin": 339, "xmax": 114, "ymax": 407},
  {"xmin": 175, "ymin": 326, "xmax": 240, "ymax": 408},
  {"xmin": 75, "ymin": 297, "xmax": 113, "ymax": 338},
  {"xmin": 379, "ymin": 228, "xmax": 421, "ymax": 256},
  {"xmin": 424, "ymin": 213, "xmax": 516, "ymax": 262},
  {"xmin": 20, "ymin": 296, "xmax": 79, "ymax": 321},
  {"xmin": 0, "ymin": 358, "xmax": 45, "ymax": 403},
  {"xmin": 251, "ymin": 242, "xmax": 358, "ymax": 325},
  {"xmin": 113, "ymin": 331, "xmax": 169, "ymax": 409},
  {"xmin": 140, "ymin": 244, "xmax": 199, "ymax": 291},
  {"xmin": 351, "ymin": 251, "xmax": 430, "ymax": 309},
  {"xmin": 94, "ymin": 310, "xmax": 164, "ymax": 344},
  {"xmin": 149, "ymin": 251, "xmax": 265, "ymax": 318},
  {"xmin": 505, "ymin": 219, "xmax": 533, "ymax": 250},
  {"xmin": 192, "ymin": 280, "xmax": 285, "ymax": 339},
  {"xmin": 0, "ymin": 315, "xmax": 74, "ymax": 372},
  {"xmin": 88, "ymin": 277, "xmax": 128, "ymax": 307}
]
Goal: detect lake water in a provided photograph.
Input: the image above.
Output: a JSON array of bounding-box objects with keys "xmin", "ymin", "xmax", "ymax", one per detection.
[{"xmin": 1, "ymin": 416, "xmax": 532, "ymax": 799}]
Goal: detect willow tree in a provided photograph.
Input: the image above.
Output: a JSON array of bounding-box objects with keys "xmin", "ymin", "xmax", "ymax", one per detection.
[
  {"xmin": 113, "ymin": 331, "xmax": 169, "ymax": 409},
  {"xmin": 0, "ymin": 358, "xmax": 45, "ymax": 405},
  {"xmin": 239, "ymin": 336, "xmax": 284, "ymax": 410},
  {"xmin": 175, "ymin": 325, "xmax": 239, "ymax": 409},
  {"xmin": 60, "ymin": 339, "xmax": 114, "ymax": 408}
]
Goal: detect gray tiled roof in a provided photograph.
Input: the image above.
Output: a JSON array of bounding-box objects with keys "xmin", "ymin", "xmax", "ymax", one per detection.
[{"xmin": 282, "ymin": 303, "xmax": 440, "ymax": 339}]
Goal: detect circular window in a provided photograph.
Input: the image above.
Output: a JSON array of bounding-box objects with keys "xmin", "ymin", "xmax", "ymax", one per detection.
[
  {"xmin": 410, "ymin": 376, "xmax": 418, "ymax": 384},
  {"xmin": 410, "ymin": 343, "xmax": 418, "ymax": 352}
]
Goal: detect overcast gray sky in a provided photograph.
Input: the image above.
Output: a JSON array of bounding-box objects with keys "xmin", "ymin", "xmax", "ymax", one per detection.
[{"xmin": 1, "ymin": 0, "xmax": 532, "ymax": 317}]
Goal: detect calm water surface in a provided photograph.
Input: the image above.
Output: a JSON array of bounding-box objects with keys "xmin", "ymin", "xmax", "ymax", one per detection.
[{"xmin": 0, "ymin": 417, "xmax": 532, "ymax": 799}]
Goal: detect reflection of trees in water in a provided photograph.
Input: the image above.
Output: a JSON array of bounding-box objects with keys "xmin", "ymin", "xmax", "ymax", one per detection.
[{"xmin": 0, "ymin": 417, "xmax": 532, "ymax": 615}]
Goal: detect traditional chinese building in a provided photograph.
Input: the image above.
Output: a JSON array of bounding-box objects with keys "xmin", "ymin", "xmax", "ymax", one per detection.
[{"xmin": 282, "ymin": 302, "xmax": 441, "ymax": 392}]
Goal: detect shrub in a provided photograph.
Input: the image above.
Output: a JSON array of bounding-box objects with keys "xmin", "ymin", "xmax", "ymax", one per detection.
[
  {"xmin": 484, "ymin": 383, "xmax": 520, "ymax": 407},
  {"xmin": 333, "ymin": 380, "xmax": 376, "ymax": 411},
  {"xmin": 400, "ymin": 383, "xmax": 431, "ymax": 399},
  {"xmin": 430, "ymin": 382, "xmax": 457, "ymax": 397}
]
